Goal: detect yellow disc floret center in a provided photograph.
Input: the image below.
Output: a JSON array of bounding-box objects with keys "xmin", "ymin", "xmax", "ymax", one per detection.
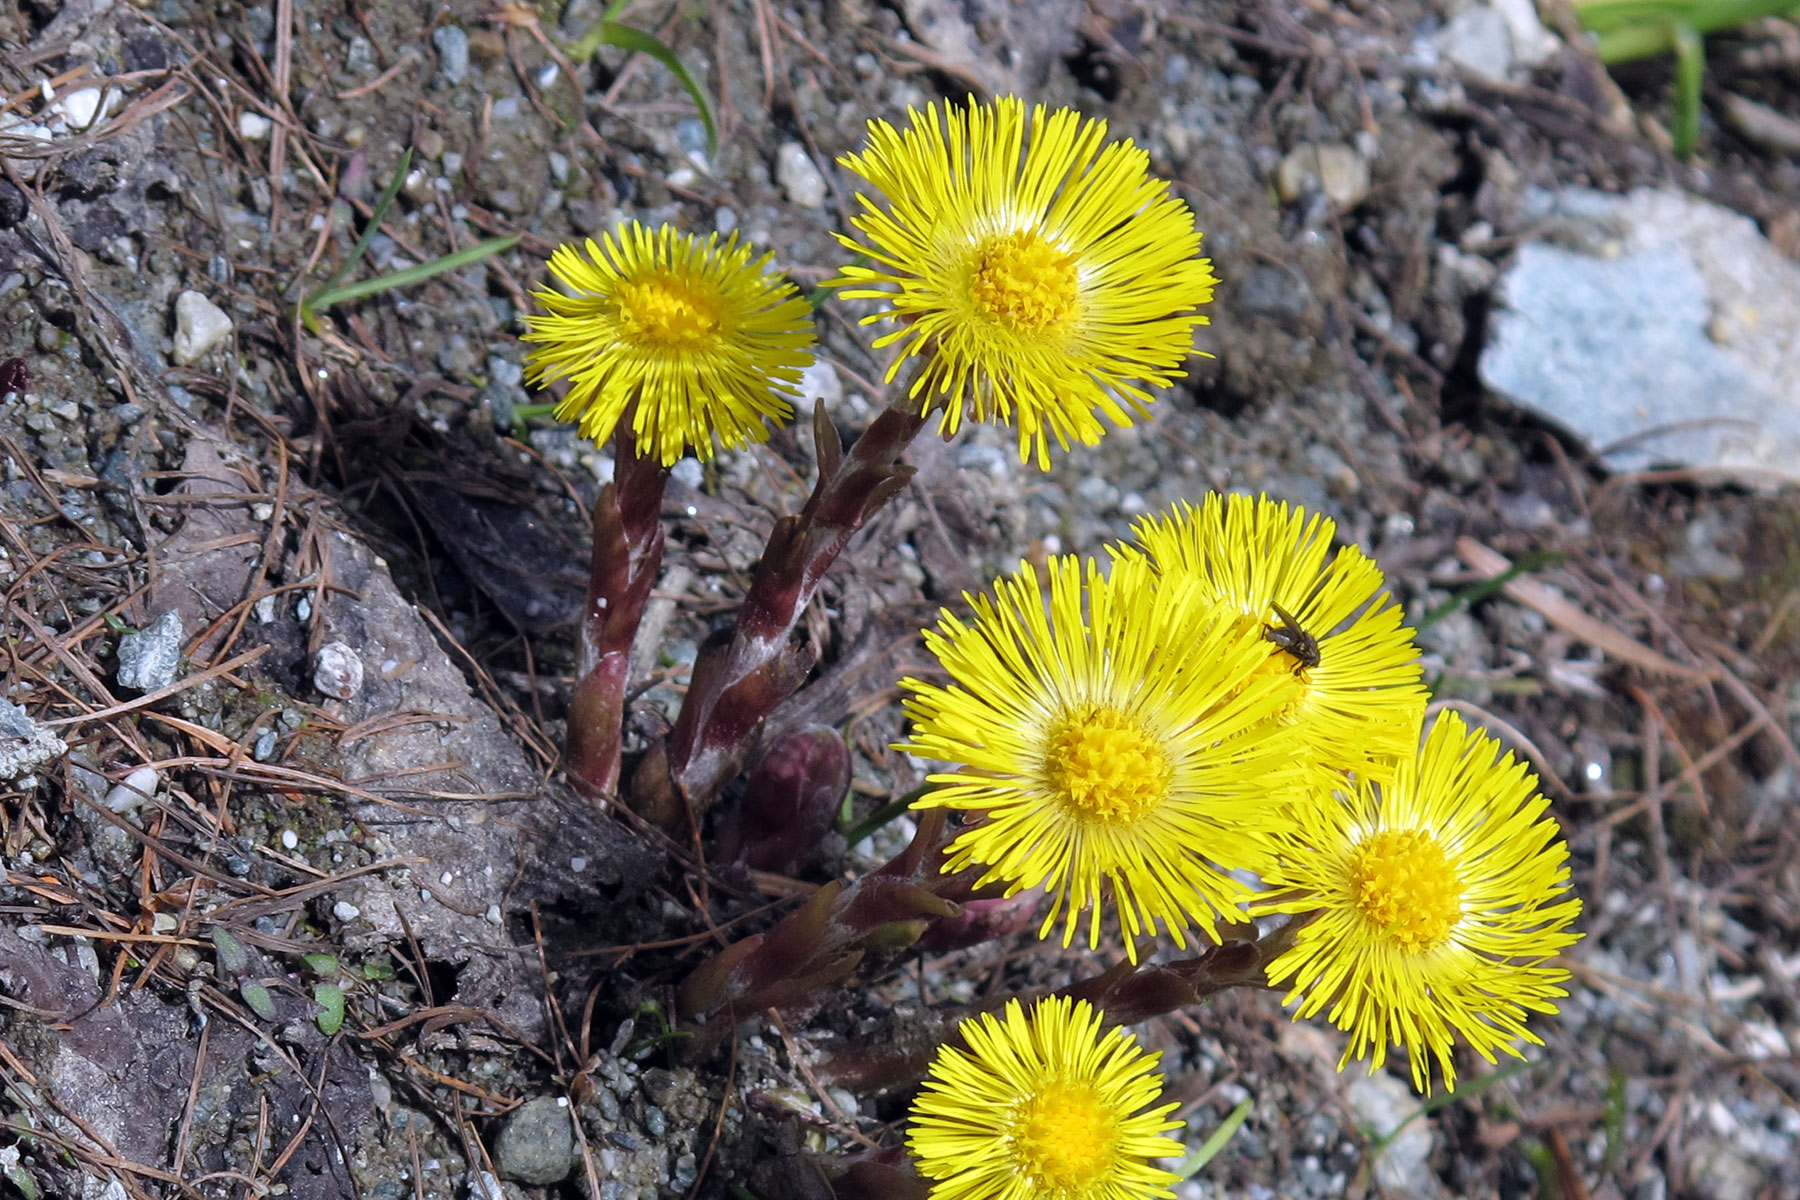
[
  {"xmin": 1043, "ymin": 707, "xmax": 1170, "ymax": 824},
  {"xmin": 1347, "ymin": 829, "xmax": 1464, "ymax": 953},
  {"xmin": 970, "ymin": 230, "xmax": 1081, "ymax": 333},
  {"xmin": 617, "ymin": 272, "xmax": 724, "ymax": 351},
  {"xmin": 1012, "ymin": 1080, "xmax": 1120, "ymax": 1191}
]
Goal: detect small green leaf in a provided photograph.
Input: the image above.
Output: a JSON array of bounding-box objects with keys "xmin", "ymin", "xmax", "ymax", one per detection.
[
  {"xmin": 4, "ymin": 1161, "xmax": 41, "ymax": 1200},
  {"xmin": 307, "ymin": 147, "xmax": 413, "ymax": 305},
  {"xmin": 211, "ymin": 928, "xmax": 249, "ymax": 975},
  {"xmin": 302, "ymin": 234, "xmax": 521, "ymax": 317},
  {"xmin": 301, "ymin": 953, "xmax": 339, "ymax": 977},
  {"xmin": 362, "ymin": 958, "xmax": 396, "ymax": 981},
  {"xmin": 567, "ymin": 21, "xmax": 716, "ymax": 159},
  {"xmin": 313, "ymin": 982, "xmax": 345, "ymax": 1035},
  {"xmin": 240, "ymin": 981, "xmax": 277, "ymax": 1020}
]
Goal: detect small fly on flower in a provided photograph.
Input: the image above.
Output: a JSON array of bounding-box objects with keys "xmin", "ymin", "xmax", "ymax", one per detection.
[{"xmin": 1263, "ymin": 601, "xmax": 1321, "ymax": 670}]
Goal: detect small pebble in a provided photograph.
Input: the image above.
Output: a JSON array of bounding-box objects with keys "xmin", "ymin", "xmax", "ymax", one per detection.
[
  {"xmin": 775, "ymin": 142, "xmax": 827, "ymax": 208},
  {"xmin": 432, "ymin": 25, "xmax": 470, "ymax": 85},
  {"xmin": 280, "ymin": 829, "xmax": 298, "ymax": 850},
  {"xmin": 116, "ymin": 610, "xmax": 184, "ymax": 691},
  {"xmin": 1275, "ymin": 142, "xmax": 1371, "ymax": 209},
  {"xmin": 332, "ymin": 900, "xmax": 361, "ymax": 922},
  {"xmin": 104, "ymin": 765, "xmax": 160, "ymax": 813},
  {"xmin": 171, "ymin": 290, "xmax": 234, "ymax": 365},
  {"xmin": 238, "ymin": 111, "xmax": 273, "ymax": 140},
  {"xmin": 313, "ymin": 642, "xmax": 364, "ymax": 701},
  {"xmin": 57, "ymin": 88, "xmax": 108, "ymax": 131}
]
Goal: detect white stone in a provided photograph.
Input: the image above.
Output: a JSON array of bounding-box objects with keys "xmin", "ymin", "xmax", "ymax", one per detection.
[
  {"xmin": 313, "ymin": 641, "xmax": 365, "ymax": 700},
  {"xmin": 1275, "ymin": 142, "xmax": 1370, "ymax": 208},
  {"xmin": 1493, "ymin": 0, "xmax": 1559, "ymax": 67},
  {"xmin": 171, "ymin": 290, "xmax": 233, "ymax": 365},
  {"xmin": 280, "ymin": 828, "xmax": 298, "ymax": 850},
  {"xmin": 238, "ymin": 111, "xmax": 273, "ymax": 140},
  {"xmin": 1435, "ymin": 4, "xmax": 1514, "ymax": 80},
  {"xmin": 332, "ymin": 900, "xmax": 361, "ymax": 922},
  {"xmin": 775, "ymin": 142, "xmax": 828, "ymax": 208},
  {"xmin": 104, "ymin": 765, "xmax": 160, "ymax": 813},
  {"xmin": 56, "ymin": 88, "xmax": 109, "ymax": 131},
  {"xmin": 797, "ymin": 359, "xmax": 842, "ymax": 410}
]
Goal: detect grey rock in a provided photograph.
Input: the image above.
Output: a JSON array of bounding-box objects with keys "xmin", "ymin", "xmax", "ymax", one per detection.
[
  {"xmin": 1346, "ymin": 1073, "xmax": 1439, "ymax": 1196},
  {"xmin": 433, "ymin": 26, "xmax": 471, "ymax": 85},
  {"xmin": 1237, "ymin": 264, "xmax": 1312, "ymax": 317},
  {"xmin": 116, "ymin": 610, "xmax": 184, "ymax": 692},
  {"xmin": 493, "ymin": 1097, "xmax": 575, "ymax": 1185},
  {"xmin": 0, "ymin": 700, "xmax": 67, "ymax": 782},
  {"xmin": 1481, "ymin": 188, "xmax": 1800, "ymax": 485}
]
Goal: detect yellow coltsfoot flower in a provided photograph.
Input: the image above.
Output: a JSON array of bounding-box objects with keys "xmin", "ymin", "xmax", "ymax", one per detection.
[
  {"xmin": 1252, "ymin": 711, "xmax": 1584, "ymax": 1092},
  {"xmin": 908, "ymin": 996, "xmax": 1182, "ymax": 1200},
  {"xmin": 524, "ymin": 222, "xmax": 814, "ymax": 467},
  {"xmin": 831, "ymin": 95, "xmax": 1219, "ymax": 470},
  {"xmin": 900, "ymin": 554, "xmax": 1308, "ymax": 961},
  {"xmin": 1126, "ymin": 493, "xmax": 1427, "ymax": 778}
]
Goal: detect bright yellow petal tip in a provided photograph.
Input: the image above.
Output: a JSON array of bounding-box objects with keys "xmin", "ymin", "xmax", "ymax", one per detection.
[
  {"xmin": 830, "ymin": 95, "xmax": 1219, "ymax": 471},
  {"xmin": 907, "ymin": 996, "xmax": 1183, "ymax": 1200},
  {"xmin": 1125, "ymin": 493, "xmax": 1428, "ymax": 778},
  {"xmin": 523, "ymin": 222, "xmax": 815, "ymax": 467},
  {"xmin": 1253, "ymin": 711, "xmax": 1585, "ymax": 1093},
  {"xmin": 899, "ymin": 554, "xmax": 1309, "ymax": 961}
]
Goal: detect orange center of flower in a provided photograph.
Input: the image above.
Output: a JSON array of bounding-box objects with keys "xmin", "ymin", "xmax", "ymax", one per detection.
[
  {"xmin": 617, "ymin": 272, "xmax": 724, "ymax": 351},
  {"xmin": 970, "ymin": 230, "xmax": 1081, "ymax": 332},
  {"xmin": 1013, "ymin": 1080, "xmax": 1120, "ymax": 1191},
  {"xmin": 1043, "ymin": 707, "xmax": 1170, "ymax": 824},
  {"xmin": 1347, "ymin": 829, "xmax": 1464, "ymax": 953}
]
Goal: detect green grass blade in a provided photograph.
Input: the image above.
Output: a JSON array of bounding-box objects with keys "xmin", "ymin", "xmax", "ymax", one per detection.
[
  {"xmin": 567, "ymin": 20, "xmax": 716, "ymax": 160},
  {"xmin": 303, "ymin": 234, "xmax": 521, "ymax": 314},
  {"xmin": 1371, "ymin": 1060, "xmax": 1534, "ymax": 1158},
  {"xmin": 312, "ymin": 147, "xmax": 412, "ymax": 303},
  {"xmin": 841, "ymin": 786, "xmax": 931, "ymax": 847},
  {"xmin": 1415, "ymin": 550, "xmax": 1563, "ymax": 630},
  {"xmin": 1176, "ymin": 1098, "xmax": 1254, "ymax": 1177},
  {"xmin": 1671, "ymin": 23, "xmax": 1704, "ymax": 158}
]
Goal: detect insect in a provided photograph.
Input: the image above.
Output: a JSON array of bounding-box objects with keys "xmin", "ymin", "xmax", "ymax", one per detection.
[
  {"xmin": 1263, "ymin": 602, "xmax": 1321, "ymax": 670},
  {"xmin": 0, "ymin": 357, "xmax": 26, "ymax": 397}
]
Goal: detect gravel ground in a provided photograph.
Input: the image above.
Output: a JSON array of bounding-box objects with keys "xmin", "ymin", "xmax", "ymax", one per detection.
[{"xmin": 3, "ymin": 1, "xmax": 1799, "ymax": 1199}]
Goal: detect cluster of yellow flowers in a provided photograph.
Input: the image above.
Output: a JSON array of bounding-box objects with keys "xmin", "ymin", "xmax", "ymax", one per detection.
[
  {"xmin": 520, "ymin": 92, "xmax": 1581, "ymax": 1200},
  {"xmin": 523, "ymin": 95, "xmax": 1214, "ymax": 470}
]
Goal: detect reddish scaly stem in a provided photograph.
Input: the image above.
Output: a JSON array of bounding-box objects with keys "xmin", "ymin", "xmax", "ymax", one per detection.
[
  {"xmin": 564, "ymin": 425, "xmax": 669, "ymax": 799},
  {"xmin": 635, "ymin": 398, "xmax": 928, "ymax": 824}
]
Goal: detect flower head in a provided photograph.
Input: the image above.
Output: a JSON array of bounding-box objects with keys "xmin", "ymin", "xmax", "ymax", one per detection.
[
  {"xmin": 900, "ymin": 554, "xmax": 1308, "ymax": 961},
  {"xmin": 1252, "ymin": 711, "xmax": 1584, "ymax": 1092},
  {"xmin": 908, "ymin": 996, "xmax": 1182, "ymax": 1200},
  {"xmin": 524, "ymin": 222, "xmax": 814, "ymax": 466},
  {"xmin": 832, "ymin": 96, "xmax": 1218, "ymax": 470},
  {"xmin": 1125, "ymin": 494, "xmax": 1427, "ymax": 777}
]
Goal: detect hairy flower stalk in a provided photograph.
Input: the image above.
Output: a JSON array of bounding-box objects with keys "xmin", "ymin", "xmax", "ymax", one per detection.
[
  {"xmin": 523, "ymin": 223, "xmax": 814, "ymax": 799},
  {"xmin": 634, "ymin": 398, "xmax": 928, "ymax": 825},
  {"xmin": 563, "ymin": 426, "xmax": 669, "ymax": 796}
]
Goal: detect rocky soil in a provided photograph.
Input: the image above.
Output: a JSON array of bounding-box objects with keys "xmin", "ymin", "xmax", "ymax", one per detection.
[{"xmin": 3, "ymin": 1, "xmax": 1799, "ymax": 1199}]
